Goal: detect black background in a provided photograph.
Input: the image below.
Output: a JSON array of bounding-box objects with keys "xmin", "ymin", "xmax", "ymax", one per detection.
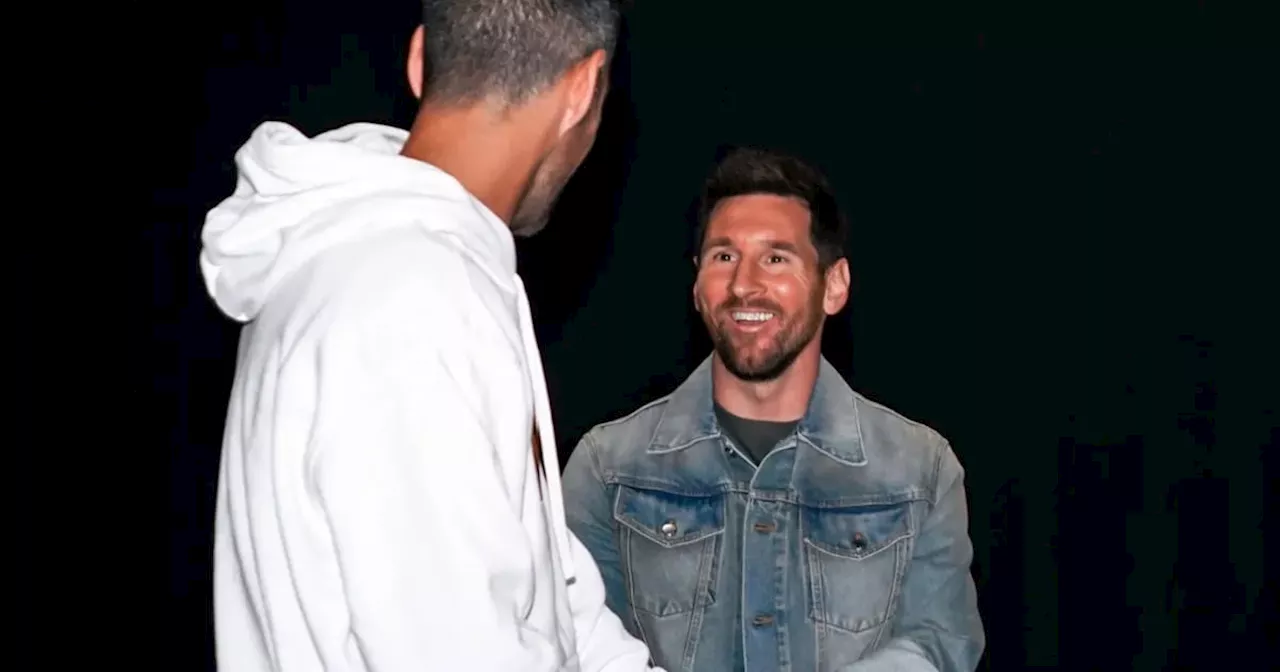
[{"xmin": 114, "ymin": 0, "xmax": 1280, "ymax": 669}]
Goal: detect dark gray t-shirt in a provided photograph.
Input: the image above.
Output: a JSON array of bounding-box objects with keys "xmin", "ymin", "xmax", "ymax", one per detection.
[{"xmin": 714, "ymin": 403, "xmax": 800, "ymax": 466}]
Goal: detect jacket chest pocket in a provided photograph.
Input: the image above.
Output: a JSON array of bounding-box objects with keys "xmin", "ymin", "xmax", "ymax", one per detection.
[
  {"xmin": 613, "ymin": 486, "xmax": 725, "ymax": 617},
  {"xmin": 801, "ymin": 501, "xmax": 915, "ymax": 633}
]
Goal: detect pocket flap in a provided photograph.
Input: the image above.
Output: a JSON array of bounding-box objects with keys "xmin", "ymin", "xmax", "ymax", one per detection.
[
  {"xmin": 613, "ymin": 486, "xmax": 726, "ymax": 549},
  {"xmin": 802, "ymin": 503, "xmax": 913, "ymax": 560}
]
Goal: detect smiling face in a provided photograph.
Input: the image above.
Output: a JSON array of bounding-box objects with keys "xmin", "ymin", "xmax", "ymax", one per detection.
[{"xmin": 693, "ymin": 193, "xmax": 849, "ymax": 382}]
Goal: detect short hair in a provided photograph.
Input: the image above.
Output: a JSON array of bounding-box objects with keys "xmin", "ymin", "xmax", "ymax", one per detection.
[
  {"xmin": 694, "ymin": 147, "xmax": 848, "ymax": 270},
  {"xmin": 419, "ymin": 0, "xmax": 623, "ymax": 106}
]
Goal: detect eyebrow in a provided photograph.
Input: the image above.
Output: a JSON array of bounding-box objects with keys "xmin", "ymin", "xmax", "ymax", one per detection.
[{"xmin": 702, "ymin": 237, "xmax": 802, "ymax": 255}]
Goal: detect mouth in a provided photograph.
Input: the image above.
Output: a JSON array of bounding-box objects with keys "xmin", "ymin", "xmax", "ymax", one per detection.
[{"xmin": 727, "ymin": 309, "xmax": 777, "ymax": 332}]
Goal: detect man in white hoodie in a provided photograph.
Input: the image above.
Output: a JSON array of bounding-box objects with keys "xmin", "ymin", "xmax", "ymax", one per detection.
[{"xmin": 199, "ymin": 1, "xmax": 662, "ymax": 670}]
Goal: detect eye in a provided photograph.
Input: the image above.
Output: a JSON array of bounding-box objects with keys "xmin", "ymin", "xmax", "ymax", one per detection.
[
  {"xmin": 766, "ymin": 254, "xmax": 787, "ymax": 264},
  {"xmin": 712, "ymin": 252, "xmax": 735, "ymax": 263}
]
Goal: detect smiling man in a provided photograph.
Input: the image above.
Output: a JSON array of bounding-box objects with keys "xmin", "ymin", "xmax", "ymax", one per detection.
[{"xmin": 561, "ymin": 147, "xmax": 985, "ymax": 672}]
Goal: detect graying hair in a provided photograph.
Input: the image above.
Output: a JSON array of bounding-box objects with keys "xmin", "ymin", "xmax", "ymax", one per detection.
[{"xmin": 419, "ymin": 0, "xmax": 622, "ymax": 106}]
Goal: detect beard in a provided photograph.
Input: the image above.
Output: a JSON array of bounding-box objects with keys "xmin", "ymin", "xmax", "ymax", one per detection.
[
  {"xmin": 509, "ymin": 173, "xmax": 564, "ymax": 238},
  {"xmin": 510, "ymin": 134, "xmax": 588, "ymax": 238},
  {"xmin": 704, "ymin": 293, "xmax": 825, "ymax": 383}
]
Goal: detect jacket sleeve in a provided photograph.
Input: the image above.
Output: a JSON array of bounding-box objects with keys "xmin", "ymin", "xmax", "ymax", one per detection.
[
  {"xmin": 839, "ymin": 441, "xmax": 986, "ymax": 672},
  {"xmin": 561, "ymin": 433, "xmax": 662, "ymax": 670},
  {"xmin": 567, "ymin": 530, "xmax": 665, "ymax": 671},
  {"xmin": 308, "ymin": 280, "xmax": 563, "ymax": 672},
  {"xmin": 562, "ymin": 434, "xmax": 634, "ymax": 627}
]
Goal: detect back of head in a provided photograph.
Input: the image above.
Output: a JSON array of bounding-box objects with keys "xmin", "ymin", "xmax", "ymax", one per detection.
[
  {"xmin": 419, "ymin": 0, "xmax": 623, "ymax": 106},
  {"xmin": 695, "ymin": 147, "xmax": 848, "ymax": 270}
]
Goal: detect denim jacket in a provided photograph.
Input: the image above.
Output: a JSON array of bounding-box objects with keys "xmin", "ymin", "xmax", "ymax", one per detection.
[{"xmin": 562, "ymin": 357, "xmax": 985, "ymax": 672}]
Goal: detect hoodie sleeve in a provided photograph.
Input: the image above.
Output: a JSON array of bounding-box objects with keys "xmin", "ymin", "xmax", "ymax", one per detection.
[{"xmin": 308, "ymin": 265, "xmax": 563, "ymax": 672}]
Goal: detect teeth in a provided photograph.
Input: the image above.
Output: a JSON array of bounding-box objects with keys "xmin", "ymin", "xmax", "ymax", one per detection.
[{"xmin": 732, "ymin": 311, "xmax": 774, "ymax": 322}]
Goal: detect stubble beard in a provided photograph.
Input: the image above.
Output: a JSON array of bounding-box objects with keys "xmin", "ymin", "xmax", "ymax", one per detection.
[{"xmin": 706, "ymin": 296, "xmax": 824, "ymax": 383}]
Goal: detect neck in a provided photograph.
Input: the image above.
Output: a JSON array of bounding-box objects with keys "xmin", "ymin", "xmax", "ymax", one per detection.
[
  {"xmin": 712, "ymin": 344, "xmax": 822, "ymax": 422},
  {"xmin": 399, "ymin": 98, "xmax": 551, "ymax": 224}
]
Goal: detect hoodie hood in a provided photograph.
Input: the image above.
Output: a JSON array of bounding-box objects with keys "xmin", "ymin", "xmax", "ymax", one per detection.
[{"xmin": 200, "ymin": 121, "xmax": 515, "ymax": 322}]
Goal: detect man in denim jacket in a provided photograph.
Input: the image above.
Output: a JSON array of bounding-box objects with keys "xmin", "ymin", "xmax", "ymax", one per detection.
[{"xmin": 562, "ymin": 147, "xmax": 985, "ymax": 672}]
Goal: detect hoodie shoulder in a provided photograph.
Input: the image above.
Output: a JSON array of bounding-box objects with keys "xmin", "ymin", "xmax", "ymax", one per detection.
[
  {"xmin": 199, "ymin": 121, "xmax": 515, "ymax": 323},
  {"xmin": 269, "ymin": 224, "xmax": 508, "ymax": 350}
]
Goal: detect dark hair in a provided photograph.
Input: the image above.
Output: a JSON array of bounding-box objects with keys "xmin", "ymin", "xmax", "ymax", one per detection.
[
  {"xmin": 694, "ymin": 147, "xmax": 848, "ymax": 270},
  {"xmin": 419, "ymin": 0, "xmax": 623, "ymax": 106}
]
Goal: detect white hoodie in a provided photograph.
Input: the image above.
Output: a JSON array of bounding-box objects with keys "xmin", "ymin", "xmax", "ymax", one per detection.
[{"xmin": 200, "ymin": 121, "xmax": 659, "ymax": 672}]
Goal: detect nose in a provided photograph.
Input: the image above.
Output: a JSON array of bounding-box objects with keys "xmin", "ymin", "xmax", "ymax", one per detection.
[{"xmin": 730, "ymin": 259, "xmax": 764, "ymax": 300}]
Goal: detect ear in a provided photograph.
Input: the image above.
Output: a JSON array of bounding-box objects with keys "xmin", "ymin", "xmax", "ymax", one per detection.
[
  {"xmin": 558, "ymin": 49, "xmax": 608, "ymax": 136},
  {"xmin": 691, "ymin": 259, "xmax": 703, "ymax": 314},
  {"xmin": 406, "ymin": 25, "xmax": 426, "ymax": 100},
  {"xmin": 822, "ymin": 258, "xmax": 851, "ymax": 315}
]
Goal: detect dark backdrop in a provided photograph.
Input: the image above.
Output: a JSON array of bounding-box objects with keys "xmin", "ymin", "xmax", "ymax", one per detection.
[{"xmin": 146, "ymin": 1, "xmax": 1277, "ymax": 669}]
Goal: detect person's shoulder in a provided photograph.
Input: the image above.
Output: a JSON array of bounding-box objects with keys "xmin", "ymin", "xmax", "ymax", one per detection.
[
  {"xmin": 850, "ymin": 390, "xmax": 960, "ymax": 484},
  {"xmin": 577, "ymin": 394, "xmax": 676, "ymax": 463},
  {"xmin": 341, "ymin": 226, "xmax": 464, "ymax": 300},
  {"xmin": 304, "ymin": 226, "xmax": 498, "ymax": 347},
  {"xmin": 852, "ymin": 392, "xmax": 948, "ymax": 449}
]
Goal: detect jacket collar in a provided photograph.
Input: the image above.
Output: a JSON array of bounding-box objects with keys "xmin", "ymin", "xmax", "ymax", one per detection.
[{"xmin": 648, "ymin": 355, "xmax": 867, "ymax": 467}]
